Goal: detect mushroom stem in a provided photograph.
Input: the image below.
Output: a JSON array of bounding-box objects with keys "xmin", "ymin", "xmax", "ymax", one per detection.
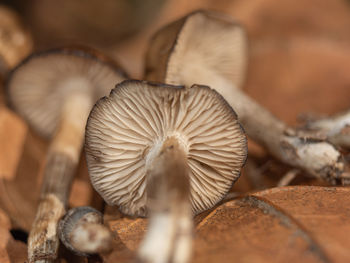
[
  {"xmin": 69, "ymin": 223, "xmax": 112, "ymax": 255},
  {"xmin": 213, "ymin": 80, "xmax": 345, "ymax": 183},
  {"xmin": 299, "ymin": 110, "xmax": 350, "ymax": 148},
  {"xmin": 28, "ymin": 92, "xmax": 93, "ymax": 263},
  {"xmin": 138, "ymin": 137, "xmax": 193, "ymax": 263}
]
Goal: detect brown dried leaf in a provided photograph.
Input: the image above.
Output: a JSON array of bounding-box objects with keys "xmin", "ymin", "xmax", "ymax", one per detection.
[
  {"xmin": 0, "ymin": 221, "xmax": 27, "ymax": 263},
  {"xmin": 226, "ymin": 0, "xmax": 350, "ymax": 124},
  {"xmin": 0, "ymin": 208, "xmax": 11, "ymax": 230},
  {"xmin": 0, "ymin": 126, "xmax": 46, "ymax": 231},
  {"xmin": 245, "ymin": 37, "xmax": 350, "ymax": 126},
  {"xmin": 0, "ymin": 107, "xmax": 27, "ymax": 180},
  {"xmin": 105, "ymin": 186, "xmax": 350, "ymax": 263}
]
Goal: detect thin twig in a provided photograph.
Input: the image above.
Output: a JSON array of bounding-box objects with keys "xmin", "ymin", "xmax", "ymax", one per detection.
[
  {"xmin": 277, "ymin": 169, "xmax": 299, "ymax": 187},
  {"xmin": 300, "ymin": 110, "xmax": 350, "ymax": 148}
]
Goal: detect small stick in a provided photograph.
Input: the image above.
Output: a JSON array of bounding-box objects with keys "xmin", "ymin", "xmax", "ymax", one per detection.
[
  {"xmin": 222, "ymin": 192, "xmax": 241, "ymax": 202},
  {"xmin": 300, "ymin": 110, "xmax": 350, "ymax": 149},
  {"xmin": 277, "ymin": 169, "xmax": 299, "ymax": 187}
]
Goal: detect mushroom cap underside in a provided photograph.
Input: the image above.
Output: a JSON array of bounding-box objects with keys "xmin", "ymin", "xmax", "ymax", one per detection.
[
  {"xmin": 85, "ymin": 80, "xmax": 247, "ymax": 216},
  {"xmin": 6, "ymin": 47, "xmax": 126, "ymax": 138}
]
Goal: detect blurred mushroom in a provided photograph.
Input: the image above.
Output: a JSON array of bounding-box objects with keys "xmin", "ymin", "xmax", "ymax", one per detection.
[
  {"xmin": 85, "ymin": 80, "xmax": 247, "ymax": 262},
  {"xmin": 144, "ymin": 10, "xmax": 347, "ymax": 184},
  {"xmin": 0, "ymin": 5, "xmax": 32, "ymax": 71},
  {"xmin": 8, "ymin": 0, "xmax": 166, "ymax": 48},
  {"xmin": 6, "ymin": 47, "xmax": 126, "ymax": 262},
  {"xmin": 58, "ymin": 206, "xmax": 112, "ymax": 257}
]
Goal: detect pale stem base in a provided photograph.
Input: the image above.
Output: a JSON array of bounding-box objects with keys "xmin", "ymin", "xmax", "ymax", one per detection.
[{"xmin": 137, "ymin": 137, "xmax": 193, "ymax": 263}]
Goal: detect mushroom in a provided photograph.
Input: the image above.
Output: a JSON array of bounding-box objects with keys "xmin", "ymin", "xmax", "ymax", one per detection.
[
  {"xmin": 144, "ymin": 10, "xmax": 347, "ymax": 184},
  {"xmin": 85, "ymin": 80, "xmax": 247, "ymax": 262},
  {"xmin": 58, "ymin": 206, "xmax": 112, "ymax": 256},
  {"xmin": 6, "ymin": 47, "xmax": 126, "ymax": 262},
  {"xmin": 0, "ymin": 5, "xmax": 32, "ymax": 71}
]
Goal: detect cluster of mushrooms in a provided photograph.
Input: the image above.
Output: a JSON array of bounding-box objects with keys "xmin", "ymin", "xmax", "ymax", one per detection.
[{"xmin": 2, "ymin": 7, "xmax": 350, "ymax": 263}]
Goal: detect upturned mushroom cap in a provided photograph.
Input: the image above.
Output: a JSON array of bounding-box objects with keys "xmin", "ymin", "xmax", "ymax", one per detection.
[
  {"xmin": 145, "ymin": 10, "xmax": 247, "ymax": 91},
  {"xmin": 6, "ymin": 47, "xmax": 126, "ymax": 138},
  {"xmin": 58, "ymin": 206, "xmax": 112, "ymax": 256},
  {"xmin": 85, "ymin": 80, "xmax": 247, "ymax": 217}
]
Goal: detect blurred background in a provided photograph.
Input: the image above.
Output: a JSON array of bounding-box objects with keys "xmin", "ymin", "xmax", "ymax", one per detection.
[
  {"xmin": 2, "ymin": 0, "xmax": 350, "ymax": 120},
  {"xmin": 1, "ymin": 0, "xmax": 350, "ymax": 262},
  {"xmin": 2, "ymin": 0, "xmax": 350, "ymax": 112}
]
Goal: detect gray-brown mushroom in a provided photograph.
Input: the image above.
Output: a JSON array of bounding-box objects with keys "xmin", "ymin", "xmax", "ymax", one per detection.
[
  {"xmin": 6, "ymin": 47, "xmax": 126, "ymax": 262},
  {"xmin": 144, "ymin": 10, "xmax": 347, "ymax": 184},
  {"xmin": 85, "ymin": 80, "xmax": 247, "ymax": 262},
  {"xmin": 58, "ymin": 206, "xmax": 112, "ymax": 257}
]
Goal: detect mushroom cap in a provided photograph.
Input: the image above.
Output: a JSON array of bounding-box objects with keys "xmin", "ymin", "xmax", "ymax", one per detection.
[
  {"xmin": 6, "ymin": 47, "xmax": 126, "ymax": 138},
  {"xmin": 58, "ymin": 206, "xmax": 110, "ymax": 256},
  {"xmin": 145, "ymin": 10, "xmax": 247, "ymax": 90},
  {"xmin": 85, "ymin": 80, "xmax": 247, "ymax": 217}
]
